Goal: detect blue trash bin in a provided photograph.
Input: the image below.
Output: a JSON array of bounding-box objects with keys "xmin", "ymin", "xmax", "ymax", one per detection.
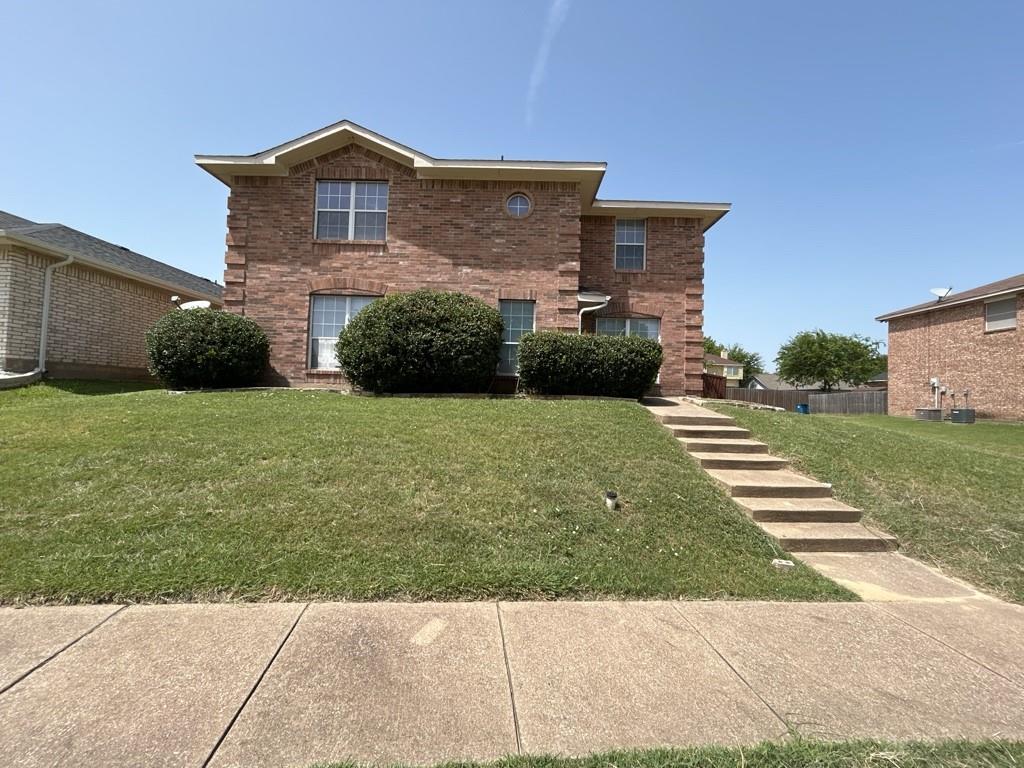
[{"xmin": 795, "ymin": 403, "xmax": 810, "ymax": 415}]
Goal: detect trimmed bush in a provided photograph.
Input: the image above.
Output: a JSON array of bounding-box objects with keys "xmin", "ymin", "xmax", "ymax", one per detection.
[
  {"xmin": 517, "ymin": 331, "xmax": 663, "ymax": 398},
  {"xmin": 335, "ymin": 290, "xmax": 503, "ymax": 393},
  {"xmin": 146, "ymin": 308, "xmax": 269, "ymax": 390}
]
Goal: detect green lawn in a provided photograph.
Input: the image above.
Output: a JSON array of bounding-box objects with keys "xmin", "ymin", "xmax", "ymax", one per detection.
[
  {"xmin": 0, "ymin": 382, "xmax": 849, "ymax": 604},
  {"xmin": 314, "ymin": 740, "xmax": 1024, "ymax": 768},
  {"xmin": 713, "ymin": 406, "xmax": 1024, "ymax": 603}
]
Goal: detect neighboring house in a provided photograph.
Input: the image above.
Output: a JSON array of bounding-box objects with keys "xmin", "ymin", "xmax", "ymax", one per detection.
[
  {"xmin": 0, "ymin": 211, "xmax": 223, "ymax": 380},
  {"xmin": 747, "ymin": 373, "xmax": 802, "ymax": 390},
  {"xmin": 703, "ymin": 352, "xmax": 744, "ymax": 387},
  {"xmin": 865, "ymin": 371, "xmax": 888, "ymax": 389},
  {"xmin": 746, "ymin": 372, "xmax": 874, "ymax": 391},
  {"xmin": 195, "ymin": 120, "xmax": 730, "ymax": 394},
  {"xmin": 877, "ymin": 273, "xmax": 1023, "ymax": 420}
]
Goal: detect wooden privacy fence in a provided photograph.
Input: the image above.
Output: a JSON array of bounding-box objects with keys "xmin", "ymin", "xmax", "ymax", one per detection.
[
  {"xmin": 808, "ymin": 390, "xmax": 888, "ymax": 415},
  {"xmin": 723, "ymin": 387, "xmax": 888, "ymax": 415},
  {"xmin": 702, "ymin": 373, "xmax": 726, "ymax": 399},
  {"xmin": 724, "ymin": 388, "xmax": 809, "ymax": 411}
]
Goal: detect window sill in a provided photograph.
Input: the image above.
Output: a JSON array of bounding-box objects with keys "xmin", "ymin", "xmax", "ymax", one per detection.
[
  {"xmin": 306, "ymin": 368, "xmax": 345, "ymax": 375},
  {"xmin": 984, "ymin": 327, "xmax": 1017, "ymax": 334},
  {"xmin": 314, "ymin": 239, "xmax": 387, "ymax": 246},
  {"xmin": 613, "ymin": 268, "xmax": 646, "ymax": 274}
]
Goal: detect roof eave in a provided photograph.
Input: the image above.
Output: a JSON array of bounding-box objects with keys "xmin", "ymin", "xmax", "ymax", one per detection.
[
  {"xmin": 877, "ymin": 286, "xmax": 1023, "ymax": 322},
  {"xmin": 586, "ymin": 200, "xmax": 732, "ymax": 232},
  {"xmin": 0, "ymin": 231, "xmax": 223, "ymax": 304}
]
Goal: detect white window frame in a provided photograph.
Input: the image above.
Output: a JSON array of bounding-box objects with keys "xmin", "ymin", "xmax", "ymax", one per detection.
[
  {"xmin": 314, "ymin": 180, "xmax": 389, "ymax": 241},
  {"xmin": 984, "ymin": 296, "xmax": 1017, "ymax": 332},
  {"xmin": 614, "ymin": 219, "xmax": 647, "ymax": 271},
  {"xmin": 595, "ymin": 317, "xmax": 660, "ymax": 340},
  {"xmin": 307, "ymin": 294, "xmax": 376, "ymax": 370},
  {"xmin": 498, "ymin": 299, "xmax": 536, "ymax": 375}
]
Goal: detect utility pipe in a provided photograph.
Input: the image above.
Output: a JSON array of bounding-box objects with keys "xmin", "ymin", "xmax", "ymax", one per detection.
[
  {"xmin": 577, "ymin": 296, "xmax": 610, "ymax": 333},
  {"xmin": 36, "ymin": 254, "xmax": 75, "ymax": 373}
]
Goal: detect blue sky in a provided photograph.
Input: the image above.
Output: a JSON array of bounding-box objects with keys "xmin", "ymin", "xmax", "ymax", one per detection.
[{"xmin": 2, "ymin": 0, "xmax": 1021, "ymax": 365}]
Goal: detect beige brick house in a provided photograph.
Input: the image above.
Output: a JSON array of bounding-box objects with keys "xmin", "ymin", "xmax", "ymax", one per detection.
[
  {"xmin": 878, "ymin": 273, "xmax": 1023, "ymax": 420},
  {"xmin": 0, "ymin": 211, "xmax": 223, "ymax": 381},
  {"xmin": 196, "ymin": 120, "xmax": 729, "ymax": 394}
]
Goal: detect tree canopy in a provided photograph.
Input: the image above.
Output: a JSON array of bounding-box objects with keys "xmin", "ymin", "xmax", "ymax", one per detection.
[
  {"xmin": 703, "ymin": 336, "xmax": 722, "ymax": 356},
  {"xmin": 776, "ymin": 330, "xmax": 885, "ymax": 392}
]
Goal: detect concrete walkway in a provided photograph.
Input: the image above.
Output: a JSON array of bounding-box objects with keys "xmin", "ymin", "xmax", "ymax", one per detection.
[{"xmin": 2, "ymin": 592, "xmax": 1023, "ymax": 767}]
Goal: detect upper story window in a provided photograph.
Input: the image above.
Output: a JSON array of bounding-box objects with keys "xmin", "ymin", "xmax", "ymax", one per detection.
[
  {"xmin": 614, "ymin": 219, "xmax": 646, "ymax": 270},
  {"xmin": 985, "ymin": 296, "xmax": 1017, "ymax": 332},
  {"xmin": 308, "ymin": 294, "xmax": 376, "ymax": 369},
  {"xmin": 315, "ymin": 181, "xmax": 389, "ymax": 241},
  {"xmin": 506, "ymin": 193, "xmax": 532, "ymax": 218},
  {"xmin": 595, "ymin": 317, "xmax": 660, "ymax": 339}
]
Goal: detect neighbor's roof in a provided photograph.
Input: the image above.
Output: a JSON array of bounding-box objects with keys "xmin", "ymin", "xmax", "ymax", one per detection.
[
  {"xmin": 195, "ymin": 119, "xmax": 731, "ymax": 232},
  {"xmin": 0, "ymin": 211, "xmax": 223, "ymax": 302},
  {"xmin": 704, "ymin": 353, "xmax": 743, "ymax": 366},
  {"xmin": 877, "ymin": 272, "xmax": 1024, "ymax": 322}
]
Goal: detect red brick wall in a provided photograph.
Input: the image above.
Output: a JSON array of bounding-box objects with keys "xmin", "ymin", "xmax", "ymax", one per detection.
[
  {"xmin": 887, "ymin": 295, "xmax": 1023, "ymax": 420},
  {"xmin": 0, "ymin": 245, "xmax": 211, "ymax": 379},
  {"xmin": 222, "ymin": 144, "xmax": 706, "ymax": 394},
  {"xmin": 579, "ymin": 216, "xmax": 705, "ymax": 394}
]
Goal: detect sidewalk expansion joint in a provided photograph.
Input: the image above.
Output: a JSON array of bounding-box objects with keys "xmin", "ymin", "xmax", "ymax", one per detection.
[
  {"xmin": 876, "ymin": 603, "xmax": 1024, "ymax": 692},
  {"xmin": 668, "ymin": 603, "xmax": 794, "ymax": 736},
  {"xmin": 0, "ymin": 603, "xmax": 128, "ymax": 697},
  {"xmin": 495, "ymin": 602, "xmax": 523, "ymax": 755},
  {"xmin": 202, "ymin": 602, "xmax": 310, "ymax": 768}
]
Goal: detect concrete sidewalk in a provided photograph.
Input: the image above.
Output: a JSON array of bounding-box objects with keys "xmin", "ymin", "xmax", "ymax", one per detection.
[{"xmin": 2, "ymin": 592, "xmax": 1023, "ymax": 768}]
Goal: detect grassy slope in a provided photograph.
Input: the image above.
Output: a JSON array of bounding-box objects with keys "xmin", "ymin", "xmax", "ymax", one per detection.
[
  {"xmin": 314, "ymin": 740, "xmax": 1024, "ymax": 768},
  {"xmin": 715, "ymin": 406, "xmax": 1024, "ymax": 602},
  {"xmin": 0, "ymin": 382, "xmax": 849, "ymax": 604}
]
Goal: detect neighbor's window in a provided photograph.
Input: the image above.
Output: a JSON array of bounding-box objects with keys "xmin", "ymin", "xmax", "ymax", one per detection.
[
  {"xmin": 506, "ymin": 193, "xmax": 532, "ymax": 218},
  {"xmin": 315, "ymin": 181, "xmax": 389, "ymax": 240},
  {"xmin": 596, "ymin": 316, "xmax": 660, "ymax": 339},
  {"xmin": 614, "ymin": 219, "xmax": 646, "ymax": 270},
  {"xmin": 499, "ymin": 299, "xmax": 535, "ymax": 374},
  {"xmin": 984, "ymin": 297, "xmax": 1017, "ymax": 332},
  {"xmin": 308, "ymin": 294, "xmax": 376, "ymax": 369}
]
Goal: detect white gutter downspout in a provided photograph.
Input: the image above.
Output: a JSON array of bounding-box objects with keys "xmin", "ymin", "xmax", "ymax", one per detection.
[
  {"xmin": 36, "ymin": 254, "xmax": 75, "ymax": 373},
  {"xmin": 578, "ymin": 296, "xmax": 610, "ymax": 332}
]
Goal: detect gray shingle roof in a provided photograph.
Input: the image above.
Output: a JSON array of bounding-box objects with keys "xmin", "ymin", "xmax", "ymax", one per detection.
[
  {"xmin": 877, "ymin": 272, "xmax": 1024, "ymax": 321},
  {"xmin": 0, "ymin": 211, "xmax": 222, "ymax": 301}
]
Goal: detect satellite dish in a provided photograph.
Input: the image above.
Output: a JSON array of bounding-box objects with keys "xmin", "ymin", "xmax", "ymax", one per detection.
[
  {"xmin": 178, "ymin": 300, "xmax": 212, "ymax": 310},
  {"xmin": 929, "ymin": 287, "xmax": 952, "ymax": 300}
]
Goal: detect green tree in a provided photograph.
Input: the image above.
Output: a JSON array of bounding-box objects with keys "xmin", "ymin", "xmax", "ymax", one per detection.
[
  {"xmin": 703, "ymin": 336, "xmax": 722, "ymax": 355},
  {"xmin": 776, "ymin": 330, "xmax": 884, "ymax": 392},
  {"xmin": 722, "ymin": 344, "xmax": 765, "ymax": 387}
]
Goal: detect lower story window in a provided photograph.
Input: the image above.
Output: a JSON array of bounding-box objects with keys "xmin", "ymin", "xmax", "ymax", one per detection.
[
  {"xmin": 499, "ymin": 299, "xmax": 535, "ymax": 374},
  {"xmin": 596, "ymin": 316, "xmax": 660, "ymax": 339},
  {"xmin": 309, "ymin": 294, "xmax": 376, "ymax": 369}
]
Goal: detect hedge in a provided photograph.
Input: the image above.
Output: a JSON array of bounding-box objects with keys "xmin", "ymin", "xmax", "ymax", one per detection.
[
  {"xmin": 335, "ymin": 290, "xmax": 503, "ymax": 393},
  {"xmin": 516, "ymin": 331, "xmax": 663, "ymax": 398},
  {"xmin": 146, "ymin": 308, "xmax": 269, "ymax": 390}
]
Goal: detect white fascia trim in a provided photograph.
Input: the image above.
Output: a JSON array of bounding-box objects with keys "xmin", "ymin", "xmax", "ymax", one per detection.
[
  {"xmin": 0, "ymin": 232, "xmax": 224, "ymax": 305},
  {"xmin": 877, "ymin": 288, "xmax": 1023, "ymax": 322}
]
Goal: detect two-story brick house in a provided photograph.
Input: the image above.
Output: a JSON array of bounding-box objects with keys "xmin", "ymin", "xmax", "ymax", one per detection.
[
  {"xmin": 878, "ymin": 272, "xmax": 1023, "ymax": 420},
  {"xmin": 196, "ymin": 121, "xmax": 729, "ymax": 394}
]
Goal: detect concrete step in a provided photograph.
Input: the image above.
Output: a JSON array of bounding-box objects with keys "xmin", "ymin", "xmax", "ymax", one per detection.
[
  {"xmin": 658, "ymin": 413, "xmax": 736, "ymax": 427},
  {"xmin": 679, "ymin": 438, "xmax": 769, "ymax": 454},
  {"xmin": 670, "ymin": 424, "xmax": 752, "ymax": 440},
  {"xmin": 759, "ymin": 522, "xmax": 898, "ymax": 553},
  {"xmin": 735, "ymin": 497, "xmax": 863, "ymax": 523},
  {"xmin": 690, "ymin": 452, "xmax": 789, "ymax": 471},
  {"xmin": 705, "ymin": 468, "xmax": 833, "ymax": 498}
]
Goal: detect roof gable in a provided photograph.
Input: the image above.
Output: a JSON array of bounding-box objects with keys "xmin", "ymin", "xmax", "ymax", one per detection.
[{"xmin": 195, "ymin": 119, "xmax": 731, "ymax": 231}]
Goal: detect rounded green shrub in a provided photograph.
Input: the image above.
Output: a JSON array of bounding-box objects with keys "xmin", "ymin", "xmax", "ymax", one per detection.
[
  {"xmin": 335, "ymin": 290, "xmax": 503, "ymax": 393},
  {"xmin": 146, "ymin": 308, "xmax": 269, "ymax": 390},
  {"xmin": 517, "ymin": 331, "xmax": 663, "ymax": 398}
]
